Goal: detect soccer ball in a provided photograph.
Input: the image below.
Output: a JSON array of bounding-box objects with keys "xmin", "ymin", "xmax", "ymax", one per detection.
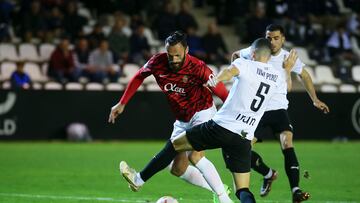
[{"xmin": 156, "ymin": 196, "xmax": 179, "ymax": 203}]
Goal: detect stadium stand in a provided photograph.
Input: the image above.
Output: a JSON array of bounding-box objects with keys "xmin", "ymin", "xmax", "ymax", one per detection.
[{"xmin": 0, "ymin": 0, "xmax": 358, "ymax": 92}]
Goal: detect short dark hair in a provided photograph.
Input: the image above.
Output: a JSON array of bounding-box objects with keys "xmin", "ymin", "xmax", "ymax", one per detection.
[
  {"xmin": 251, "ymin": 38, "xmax": 271, "ymax": 57},
  {"xmin": 251, "ymin": 38, "xmax": 271, "ymax": 50},
  {"xmin": 165, "ymin": 31, "xmax": 187, "ymax": 47},
  {"xmin": 266, "ymin": 24, "xmax": 285, "ymax": 36}
]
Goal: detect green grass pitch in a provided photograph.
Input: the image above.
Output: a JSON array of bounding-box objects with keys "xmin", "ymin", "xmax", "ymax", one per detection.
[{"xmin": 0, "ymin": 141, "xmax": 359, "ymax": 203}]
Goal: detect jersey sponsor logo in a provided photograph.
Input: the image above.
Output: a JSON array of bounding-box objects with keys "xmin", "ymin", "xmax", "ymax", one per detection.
[
  {"xmin": 164, "ymin": 83, "xmax": 186, "ymax": 94},
  {"xmin": 235, "ymin": 113, "xmax": 256, "ymax": 126},
  {"xmin": 351, "ymin": 98, "xmax": 360, "ymax": 135}
]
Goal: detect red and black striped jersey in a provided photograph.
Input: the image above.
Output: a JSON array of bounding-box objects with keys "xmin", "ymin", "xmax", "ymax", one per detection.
[{"xmin": 139, "ymin": 53, "xmax": 215, "ymax": 122}]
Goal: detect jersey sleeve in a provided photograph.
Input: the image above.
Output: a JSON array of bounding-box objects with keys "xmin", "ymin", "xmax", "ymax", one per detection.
[
  {"xmin": 200, "ymin": 61, "xmax": 215, "ymax": 83},
  {"xmin": 231, "ymin": 58, "xmax": 249, "ymax": 77},
  {"xmin": 138, "ymin": 55, "xmax": 158, "ymax": 77},
  {"xmin": 239, "ymin": 46, "xmax": 252, "ymax": 60},
  {"xmin": 291, "ymin": 57, "xmax": 305, "ymax": 75},
  {"xmin": 119, "ymin": 55, "xmax": 160, "ymax": 104}
]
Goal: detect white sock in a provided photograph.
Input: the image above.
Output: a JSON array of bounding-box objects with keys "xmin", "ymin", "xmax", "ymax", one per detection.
[
  {"xmin": 135, "ymin": 173, "xmax": 145, "ymax": 186},
  {"xmin": 196, "ymin": 157, "xmax": 232, "ymax": 202},
  {"xmin": 292, "ymin": 187, "xmax": 300, "ymax": 193},
  {"xmin": 264, "ymin": 169, "xmax": 273, "ymax": 179},
  {"xmin": 179, "ymin": 165, "xmax": 212, "ymax": 191}
]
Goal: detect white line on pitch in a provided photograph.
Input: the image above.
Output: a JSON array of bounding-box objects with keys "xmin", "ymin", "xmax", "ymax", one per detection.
[
  {"xmin": 0, "ymin": 193, "xmax": 358, "ymax": 203},
  {"xmin": 0, "ymin": 193, "xmax": 150, "ymax": 202}
]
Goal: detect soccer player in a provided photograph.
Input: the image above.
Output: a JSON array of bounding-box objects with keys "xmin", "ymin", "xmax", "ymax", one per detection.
[
  {"xmin": 120, "ymin": 38, "xmax": 288, "ymax": 203},
  {"xmin": 232, "ymin": 24, "xmax": 330, "ymax": 202},
  {"xmin": 108, "ymin": 31, "xmax": 232, "ymax": 202}
]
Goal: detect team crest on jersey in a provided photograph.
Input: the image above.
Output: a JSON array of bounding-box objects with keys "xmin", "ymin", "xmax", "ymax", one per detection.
[{"xmin": 182, "ymin": 75, "xmax": 189, "ymax": 83}]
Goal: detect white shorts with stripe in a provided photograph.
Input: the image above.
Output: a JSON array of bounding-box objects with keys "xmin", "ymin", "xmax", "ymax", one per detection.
[{"xmin": 170, "ymin": 104, "xmax": 217, "ymax": 139}]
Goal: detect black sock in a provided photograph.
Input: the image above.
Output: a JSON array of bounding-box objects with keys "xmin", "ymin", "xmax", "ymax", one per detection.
[
  {"xmin": 236, "ymin": 188, "xmax": 256, "ymax": 203},
  {"xmin": 282, "ymin": 147, "xmax": 300, "ymax": 189},
  {"xmin": 140, "ymin": 140, "xmax": 177, "ymax": 182},
  {"xmin": 251, "ymin": 150, "xmax": 271, "ymax": 176}
]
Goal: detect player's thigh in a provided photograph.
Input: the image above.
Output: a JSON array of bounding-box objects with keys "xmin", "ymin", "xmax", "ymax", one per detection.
[{"xmin": 170, "ymin": 152, "xmax": 189, "ymax": 176}]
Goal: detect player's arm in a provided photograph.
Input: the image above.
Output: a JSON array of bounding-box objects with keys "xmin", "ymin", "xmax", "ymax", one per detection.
[
  {"xmin": 108, "ymin": 70, "xmax": 146, "ymax": 123},
  {"xmin": 207, "ymin": 65, "xmax": 239, "ymax": 87},
  {"xmin": 209, "ymin": 82, "xmax": 228, "ymax": 102},
  {"xmin": 298, "ymin": 67, "xmax": 330, "ymax": 114},
  {"xmin": 283, "ymin": 49, "xmax": 299, "ymax": 92}
]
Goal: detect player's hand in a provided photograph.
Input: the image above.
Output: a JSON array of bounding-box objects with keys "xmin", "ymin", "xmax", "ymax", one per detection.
[
  {"xmin": 283, "ymin": 49, "xmax": 298, "ymax": 72},
  {"xmin": 108, "ymin": 103, "xmax": 125, "ymax": 124},
  {"xmin": 313, "ymin": 99, "xmax": 330, "ymax": 114},
  {"xmin": 207, "ymin": 74, "xmax": 218, "ymax": 87}
]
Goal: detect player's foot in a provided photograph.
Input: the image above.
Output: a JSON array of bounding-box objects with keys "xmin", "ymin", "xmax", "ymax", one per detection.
[
  {"xmin": 119, "ymin": 161, "xmax": 141, "ymax": 192},
  {"xmin": 260, "ymin": 169, "xmax": 278, "ymax": 197},
  {"xmin": 212, "ymin": 184, "xmax": 232, "ymax": 203},
  {"xmin": 292, "ymin": 189, "xmax": 310, "ymax": 203}
]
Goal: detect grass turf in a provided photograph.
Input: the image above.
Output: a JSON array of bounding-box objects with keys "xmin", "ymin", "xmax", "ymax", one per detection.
[{"xmin": 0, "ymin": 141, "xmax": 359, "ymax": 203}]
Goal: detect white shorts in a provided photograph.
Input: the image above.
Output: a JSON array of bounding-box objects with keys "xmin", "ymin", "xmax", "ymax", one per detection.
[{"xmin": 170, "ymin": 104, "xmax": 217, "ymax": 139}]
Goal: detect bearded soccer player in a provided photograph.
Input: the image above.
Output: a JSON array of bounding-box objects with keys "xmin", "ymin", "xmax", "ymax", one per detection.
[
  {"xmin": 233, "ymin": 24, "xmax": 330, "ymax": 202},
  {"xmin": 109, "ymin": 31, "xmax": 232, "ymax": 203}
]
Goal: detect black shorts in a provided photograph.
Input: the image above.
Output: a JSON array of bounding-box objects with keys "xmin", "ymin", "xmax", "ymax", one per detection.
[
  {"xmin": 254, "ymin": 109, "xmax": 293, "ymax": 141},
  {"xmin": 186, "ymin": 120, "xmax": 251, "ymax": 173}
]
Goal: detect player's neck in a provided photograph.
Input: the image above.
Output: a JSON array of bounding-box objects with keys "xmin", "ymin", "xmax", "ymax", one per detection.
[{"xmin": 271, "ymin": 48, "xmax": 282, "ymax": 56}]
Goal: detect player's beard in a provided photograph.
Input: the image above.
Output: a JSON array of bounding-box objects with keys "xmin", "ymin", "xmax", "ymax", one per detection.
[{"xmin": 169, "ymin": 51, "xmax": 186, "ymax": 71}]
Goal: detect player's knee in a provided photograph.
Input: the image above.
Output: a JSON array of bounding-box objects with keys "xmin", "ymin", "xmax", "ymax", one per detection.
[
  {"xmin": 188, "ymin": 151, "xmax": 204, "ymax": 165},
  {"xmin": 280, "ymin": 131, "xmax": 293, "ymax": 149}
]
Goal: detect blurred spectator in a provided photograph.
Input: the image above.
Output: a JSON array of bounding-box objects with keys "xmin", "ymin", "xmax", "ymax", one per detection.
[
  {"xmin": 0, "ymin": 0, "xmax": 15, "ymax": 42},
  {"xmin": 152, "ymin": 1, "xmax": 177, "ymax": 40},
  {"xmin": 129, "ymin": 23, "xmax": 151, "ymax": 65},
  {"xmin": 176, "ymin": 0, "xmax": 198, "ymax": 32},
  {"xmin": 63, "ymin": 1, "xmax": 87, "ymax": 41},
  {"xmin": 113, "ymin": 11, "xmax": 132, "ymax": 37},
  {"xmin": 243, "ymin": 1, "xmax": 272, "ymax": 43},
  {"xmin": 326, "ymin": 23, "xmax": 357, "ymax": 82},
  {"xmin": 48, "ymin": 36, "xmax": 79, "ymax": 83},
  {"xmin": 10, "ymin": 61, "xmax": 31, "ymax": 89},
  {"xmin": 44, "ymin": 6, "xmax": 63, "ymax": 41},
  {"xmin": 87, "ymin": 39, "xmax": 119, "ymax": 83},
  {"xmin": 202, "ymin": 21, "xmax": 229, "ymax": 64},
  {"xmin": 19, "ymin": 0, "xmax": 46, "ymax": 41},
  {"xmin": 108, "ymin": 18, "xmax": 130, "ymax": 72},
  {"xmin": 186, "ymin": 26, "xmax": 206, "ymax": 60},
  {"xmin": 74, "ymin": 38, "xmax": 91, "ymax": 73},
  {"xmin": 87, "ymin": 23, "xmax": 106, "ymax": 50}
]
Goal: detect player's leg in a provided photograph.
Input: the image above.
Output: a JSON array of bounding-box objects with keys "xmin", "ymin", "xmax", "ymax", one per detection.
[
  {"xmin": 221, "ymin": 135, "xmax": 254, "ymax": 203},
  {"xmin": 120, "ymin": 139, "xmax": 178, "ymax": 191},
  {"xmin": 275, "ymin": 109, "xmax": 309, "ymax": 202},
  {"xmin": 169, "ymin": 151, "xmax": 212, "ymax": 191},
  {"xmin": 233, "ymin": 172, "xmax": 255, "ymax": 203},
  {"xmin": 188, "ymin": 150, "xmax": 231, "ymax": 201},
  {"xmin": 252, "ymin": 114, "xmax": 278, "ymax": 196},
  {"xmin": 173, "ymin": 120, "xmax": 234, "ymax": 203},
  {"xmin": 279, "ymin": 130, "xmax": 309, "ymax": 202}
]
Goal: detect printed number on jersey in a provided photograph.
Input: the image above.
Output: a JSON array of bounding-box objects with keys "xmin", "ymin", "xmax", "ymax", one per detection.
[{"xmin": 250, "ymin": 82, "xmax": 270, "ymax": 112}]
